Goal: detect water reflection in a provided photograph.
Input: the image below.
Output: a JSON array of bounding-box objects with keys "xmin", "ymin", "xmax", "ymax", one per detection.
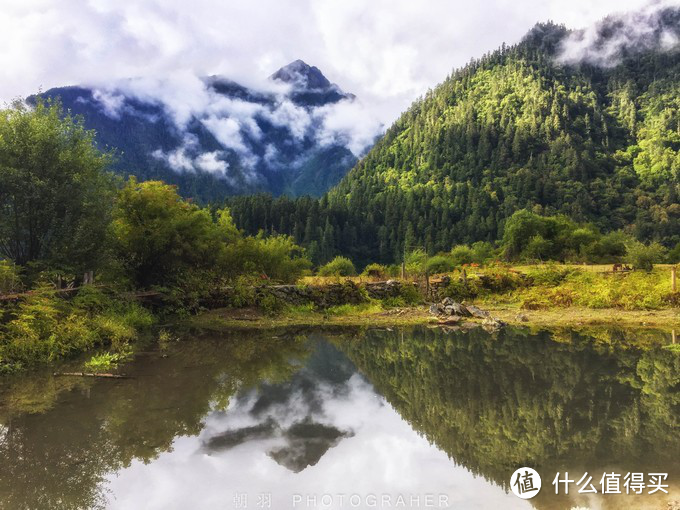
[{"xmin": 0, "ymin": 326, "xmax": 677, "ymax": 510}]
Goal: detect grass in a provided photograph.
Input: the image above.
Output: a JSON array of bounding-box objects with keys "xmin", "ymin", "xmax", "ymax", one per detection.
[
  {"xmin": 185, "ymin": 301, "xmax": 435, "ymax": 332},
  {"xmin": 191, "ymin": 263, "xmax": 680, "ymax": 333}
]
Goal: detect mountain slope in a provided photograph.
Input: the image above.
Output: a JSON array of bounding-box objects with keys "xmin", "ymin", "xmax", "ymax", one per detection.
[
  {"xmin": 33, "ymin": 61, "xmax": 366, "ymax": 200},
  {"xmin": 228, "ymin": 6, "xmax": 680, "ymax": 265}
]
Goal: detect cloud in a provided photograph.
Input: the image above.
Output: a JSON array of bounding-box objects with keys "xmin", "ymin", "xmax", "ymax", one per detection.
[
  {"xmin": 557, "ymin": 0, "xmax": 680, "ymax": 66},
  {"xmin": 152, "ymin": 134, "xmax": 231, "ymax": 179},
  {"xmin": 195, "ymin": 152, "xmax": 229, "ymax": 174},
  {"xmin": 314, "ymin": 99, "xmax": 383, "ymax": 156},
  {"xmin": 265, "ymin": 100, "xmax": 312, "ymax": 140},
  {"xmin": 0, "ymin": 0, "xmax": 660, "ymax": 128}
]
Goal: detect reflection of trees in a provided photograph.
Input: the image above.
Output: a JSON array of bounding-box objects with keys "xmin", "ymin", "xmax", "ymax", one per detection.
[
  {"xmin": 0, "ymin": 333, "xmax": 311, "ymax": 510},
  {"xmin": 337, "ymin": 327, "xmax": 680, "ymax": 488}
]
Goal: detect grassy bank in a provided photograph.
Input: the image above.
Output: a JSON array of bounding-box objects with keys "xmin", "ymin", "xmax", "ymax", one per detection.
[
  {"xmin": 0, "ymin": 287, "xmax": 155, "ymax": 373},
  {"xmin": 190, "ymin": 264, "xmax": 680, "ymax": 333}
]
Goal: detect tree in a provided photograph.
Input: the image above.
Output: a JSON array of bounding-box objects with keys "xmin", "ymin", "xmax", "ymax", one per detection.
[
  {"xmin": 0, "ymin": 100, "xmax": 115, "ymax": 272},
  {"xmin": 111, "ymin": 178, "xmax": 224, "ymax": 287},
  {"xmin": 626, "ymin": 240, "xmax": 667, "ymax": 272}
]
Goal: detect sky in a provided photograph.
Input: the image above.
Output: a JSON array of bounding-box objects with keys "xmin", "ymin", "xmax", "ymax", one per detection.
[{"xmin": 0, "ymin": 0, "xmax": 674, "ymax": 128}]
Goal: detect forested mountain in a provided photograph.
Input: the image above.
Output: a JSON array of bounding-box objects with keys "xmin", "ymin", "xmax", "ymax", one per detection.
[
  {"xmin": 229, "ymin": 6, "xmax": 680, "ymax": 265},
  {"xmin": 34, "ymin": 60, "xmax": 364, "ymax": 200}
]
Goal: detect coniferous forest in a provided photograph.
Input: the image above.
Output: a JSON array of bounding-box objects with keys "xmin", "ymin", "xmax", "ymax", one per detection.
[{"xmin": 228, "ymin": 14, "xmax": 680, "ymax": 266}]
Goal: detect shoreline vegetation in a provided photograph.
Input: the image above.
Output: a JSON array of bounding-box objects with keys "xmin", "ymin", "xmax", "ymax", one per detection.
[
  {"xmin": 188, "ymin": 264, "xmax": 680, "ymax": 333},
  {"xmin": 2, "ymin": 101, "xmax": 680, "ymax": 375}
]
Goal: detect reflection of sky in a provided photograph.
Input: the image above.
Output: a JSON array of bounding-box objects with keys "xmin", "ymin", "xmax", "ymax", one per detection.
[{"xmin": 105, "ymin": 365, "xmax": 529, "ymax": 510}]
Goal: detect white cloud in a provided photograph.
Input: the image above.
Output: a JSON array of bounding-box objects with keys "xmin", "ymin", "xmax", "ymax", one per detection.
[
  {"xmin": 0, "ymin": 0, "xmax": 661, "ymax": 128},
  {"xmin": 265, "ymin": 100, "xmax": 312, "ymax": 140},
  {"xmin": 314, "ymin": 99, "xmax": 383, "ymax": 156},
  {"xmin": 557, "ymin": 0, "xmax": 680, "ymax": 66},
  {"xmin": 195, "ymin": 152, "xmax": 229, "ymax": 175}
]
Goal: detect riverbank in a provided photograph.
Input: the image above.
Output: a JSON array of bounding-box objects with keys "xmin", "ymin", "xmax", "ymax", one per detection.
[{"xmin": 186, "ymin": 302, "xmax": 680, "ymax": 333}]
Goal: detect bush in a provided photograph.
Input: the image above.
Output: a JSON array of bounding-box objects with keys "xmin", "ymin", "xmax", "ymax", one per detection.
[
  {"xmin": 426, "ymin": 255, "xmax": 456, "ymax": 274},
  {"xmin": 318, "ymin": 256, "xmax": 356, "ymax": 277},
  {"xmin": 0, "ymin": 287, "xmax": 154, "ymax": 371},
  {"xmin": 0, "ymin": 260, "xmax": 22, "ymax": 294},
  {"xmin": 525, "ymin": 264, "xmax": 573, "ymax": 286},
  {"xmin": 362, "ymin": 263, "xmax": 387, "ymax": 279},
  {"xmin": 626, "ymin": 240, "xmax": 667, "ymax": 272},
  {"xmin": 450, "ymin": 245, "xmax": 474, "ymax": 265}
]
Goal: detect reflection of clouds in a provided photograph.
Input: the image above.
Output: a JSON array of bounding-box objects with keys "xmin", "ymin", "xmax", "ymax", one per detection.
[{"xmin": 105, "ymin": 358, "xmax": 526, "ymax": 510}]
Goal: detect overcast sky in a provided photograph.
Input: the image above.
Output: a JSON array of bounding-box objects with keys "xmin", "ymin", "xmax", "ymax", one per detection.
[{"xmin": 0, "ymin": 0, "xmax": 671, "ymax": 125}]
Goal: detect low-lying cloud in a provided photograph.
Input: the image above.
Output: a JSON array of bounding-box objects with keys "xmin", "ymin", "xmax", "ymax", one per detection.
[
  {"xmin": 557, "ymin": 1, "xmax": 680, "ymax": 66},
  {"xmin": 88, "ymin": 68, "xmax": 382, "ymax": 181}
]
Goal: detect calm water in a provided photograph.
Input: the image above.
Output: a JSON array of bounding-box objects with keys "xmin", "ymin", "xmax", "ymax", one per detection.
[{"xmin": 0, "ymin": 326, "xmax": 678, "ymax": 510}]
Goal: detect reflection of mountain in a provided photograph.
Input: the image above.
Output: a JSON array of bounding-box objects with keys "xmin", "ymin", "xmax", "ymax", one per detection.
[
  {"xmin": 0, "ymin": 333, "xmax": 312, "ymax": 510},
  {"xmin": 32, "ymin": 60, "xmax": 371, "ymax": 200},
  {"xmin": 200, "ymin": 339, "xmax": 357, "ymax": 472},
  {"xmin": 269, "ymin": 420, "xmax": 351, "ymax": 473},
  {"xmin": 0, "ymin": 328, "xmax": 677, "ymax": 509},
  {"xmin": 337, "ymin": 327, "xmax": 680, "ymax": 499}
]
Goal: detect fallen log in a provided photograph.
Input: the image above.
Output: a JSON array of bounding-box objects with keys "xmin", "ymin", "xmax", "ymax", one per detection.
[{"xmin": 53, "ymin": 372, "xmax": 130, "ymax": 379}]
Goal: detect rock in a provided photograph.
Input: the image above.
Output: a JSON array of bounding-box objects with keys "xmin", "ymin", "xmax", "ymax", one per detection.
[
  {"xmin": 441, "ymin": 297, "xmax": 455, "ymax": 306},
  {"xmin": 438, "ymin": 315, "xmax": 462, "ymax": 325},
  {"xmin": 466, "ymin": 304, "xmax": 490, "ymax": 318},
  {"xmin": 482, "ymin": 316, "xmax": 506, "ymax": 329},
  {"xmin": 515, "ymin": 313, "xmax": 529, "ymax": 322},
  {"xmin": 452, "ymin": 302, "xmax": 471, "ymax": 317},
  {"xmin": 443, "ymin": 305, "xmax": 456, "ymax": 315},
  {"xmin": 429, "ymin": 303, "xmax": 444, "ymax": 316}
]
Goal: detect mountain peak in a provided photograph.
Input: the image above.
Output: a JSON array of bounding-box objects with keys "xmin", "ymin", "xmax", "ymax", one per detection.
[{"xmin": 270, "ymin": 60, "xmax": 332, "ymax": 90}]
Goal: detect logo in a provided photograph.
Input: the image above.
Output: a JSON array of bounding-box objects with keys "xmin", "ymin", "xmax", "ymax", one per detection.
[{"xmin": 510, "ymin": 467, "xmax": 541, "ymax": 499}]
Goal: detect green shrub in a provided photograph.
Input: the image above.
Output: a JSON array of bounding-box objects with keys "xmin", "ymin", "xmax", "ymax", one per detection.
[
  {"xmin": 626, "ymin": 240, "xmax": 667, "ymax": 272},
  {"xmin": 525, "ymin": 264, "xmax": 573, "ymax": 286},
  {"xmin": 84, "ymin": 351, "xmax": 131, "ymax": 372},
  {"xmin": 318, "ymin": 256, "xmax": 356, "ymax": 277},
  {"xmin": 450, "ymin": 245, "xmax": 474, "ymax": 265},
  {"xmin": 0, "ymin": 287, "xmax": 154, "ymax": 370},
  {"xmin": 426, "ymin": 255, "xmax": 456, "ymax": 274},
  {"xmin": 257, "ymin": 292, "xmax": 285, "ymax": 316},
  {"xmin": 0, "ymin": 260, "xmax": 22, "ymax": 293},
  {"xmin": 362, "ymin": 263, "xmax": 388, "ymax": 279}
]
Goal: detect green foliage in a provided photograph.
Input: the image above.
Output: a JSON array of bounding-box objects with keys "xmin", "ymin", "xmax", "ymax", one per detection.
[
  {"xmin": 0, "ymin": 100, "xmax": 115, "ymax": 272},
  {"xmin": 83, "ymin": 351, "xmax": 131, "ymax": 372},
  {"xmin": 222, "ymin": 234, "xmax": 311, "ymax": 283},
  {"xmin": 317, "ymin": 256, "xmax": 356, "ymax": 277},
  {"xmin": 426, "ymin": 255, "xmax": 456, "ymax": 274},
  {"xmin": 404, "ymin": 249, "xmax": 427, "ymax": 275},
  {"xmin": 496, "ymin": 267, "xmax": 674, "ymax": 310},
  {"xmin": 257, "ymin": 293, "xmax": 285, "ymax": 316},
  {"xmin": 525, "ymin": 264, "xmax": 573, "ymax": 286},
  {"xmin": 361, "ymin": 263, "xmax": 388, "ymax": 279},
  {"xmin": 449, "ymin": 245, "xmax": 474, "ymax": 265},
  {"xmin": 228, "ymin": 29, "xmax": 680, "ymax": 266},
  {"xmin": 0, "ymin": 259, "xmax": 22, "ymax": 293},
  {"xmin": 0, "ymin": 287, "xmax": 154, "ymax": 371},
  {"xmin": 111, "ymin": 178, "xmax": 224, "ymax": 288},
  {"xmin": 395, "ymin": 283, "xmax": 423, "ymax": 306},
  {"xmin": 626, "ymin": 240, "xmax": 667, "ymax": 272}
]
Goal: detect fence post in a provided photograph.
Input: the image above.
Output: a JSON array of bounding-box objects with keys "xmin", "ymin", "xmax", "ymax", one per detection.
[
  {"xmin": 425, "ymin": 269, "xmax": 430, "ymax": 300},
  {"xmin": 672, "ymin": 266, "xmax": 677, "ymax": 293}
]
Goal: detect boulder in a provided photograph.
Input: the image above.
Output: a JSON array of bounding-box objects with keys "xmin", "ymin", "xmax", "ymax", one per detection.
[
  {"xmin": 429, "ymin": 303, "xmax": 445, "ymax": 316},
  {"xmin": 452, "ymin": 302, "xmax": 471, "ymax": 317},
  {"xmin": 482, "ymin": 316, "xmax": 506, "ymax": 330},
  {"xmin": 466, "ymin": 304, "xmax": 490, "ymax": 318}
]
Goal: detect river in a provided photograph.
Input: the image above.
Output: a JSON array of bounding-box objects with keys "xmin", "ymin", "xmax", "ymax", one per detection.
[{"xmin": 0, "ymin": 325, "xmax": 678, "ymax": 509}]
